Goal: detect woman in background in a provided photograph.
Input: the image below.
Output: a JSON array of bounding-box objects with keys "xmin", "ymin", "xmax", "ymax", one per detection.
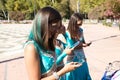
[{"xmin": 64, "ymin": 13, "xmax": 92, "ymax": 80}]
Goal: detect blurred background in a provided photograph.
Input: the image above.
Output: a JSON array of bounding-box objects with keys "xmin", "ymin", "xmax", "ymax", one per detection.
[{"xmin": 0, "ymin": 0, "xmax": 120, "ymax": 27}]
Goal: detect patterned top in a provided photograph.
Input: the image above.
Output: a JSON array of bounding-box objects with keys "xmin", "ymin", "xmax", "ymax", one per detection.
[
  {"xmin": 24, "ymin": 40, "xmax": 67, "ymax": 78},
  {"xmin": 24, "ymin": 40, "xmax": 56, "ymax": 78}
]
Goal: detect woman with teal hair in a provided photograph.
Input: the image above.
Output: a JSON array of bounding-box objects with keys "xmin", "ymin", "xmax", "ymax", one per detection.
[
  {"xmin": 63, "ymin": 13, "xmax": 92, "ymax": 80},
  {"xmin": 24, "ymin": 7, "xmax": 81, "ymax": 80}
]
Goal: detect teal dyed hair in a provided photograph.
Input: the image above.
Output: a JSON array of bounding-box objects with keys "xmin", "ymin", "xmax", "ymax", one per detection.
[
  {"xmin": 28, "ymin": 13, "xmax": 42, "ymax": 43},
  {"xmin": 28, "ymin": 12, "xmax": 46, "ymax": 51}
]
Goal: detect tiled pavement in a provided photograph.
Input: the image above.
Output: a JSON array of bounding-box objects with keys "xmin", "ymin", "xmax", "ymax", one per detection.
[
  {"xmin": 0, "ymin": 23, "xmax": 120, "ymax": 80},
  {"xmin": 0, "ymin": 24, "xmax": 32, "ymax": 60},
  {"xmin": 0, "ymin": 24, "xmax": 32, "ymax": 80}
]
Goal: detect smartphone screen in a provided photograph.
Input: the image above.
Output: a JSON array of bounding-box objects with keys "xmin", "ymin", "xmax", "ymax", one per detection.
[
  {"xmin": 66, "ymin": 41, "xmax": 80, "ymax": 49},
  {"xmin": 71, "ymin": 41, "xmax": 80, "ymax": 49}
]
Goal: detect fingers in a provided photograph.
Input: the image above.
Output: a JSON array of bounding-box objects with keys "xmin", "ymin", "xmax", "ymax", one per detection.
[
  {"xmin": 70, "ymin": 47, "xmax": 74, "ymax": 50},
  {"xmin": 64, "ymin": 62, "xmax": 82, "ymax": 72},
  {"xmin": 69, "ymin": 62, "xmax": 82, "ymax": 67},
  {"xmin": 70, "ymin": 62, "xmax": 78, "ymax": 65},
  {"xmin": 87, "ymin": 43, "xmax": 90, "ymax": 46},
  {"xmin": 73, "ymin": 62, "xmax": 82, "ymax": 67},
  {"xmin": 73, "ymin": 62, "xmax": 79, "ymax": 65},
  {"xmin": 87, "ymin": 42, "xmax": 92, "ymax": 46},
  {"xmin": 74, "ymin": 63, "xmax": 82, "ymax": 67}
]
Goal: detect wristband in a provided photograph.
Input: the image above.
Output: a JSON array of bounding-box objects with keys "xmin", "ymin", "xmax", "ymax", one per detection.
[{"xmin": 53, "ymin": 72, "xmax": 59, "ymax": 79}]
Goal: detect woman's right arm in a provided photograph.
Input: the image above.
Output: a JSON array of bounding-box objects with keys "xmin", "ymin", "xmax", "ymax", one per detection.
[{"xmin": 24, "ymin": 44, "xmax": 81, "ymax": 80}]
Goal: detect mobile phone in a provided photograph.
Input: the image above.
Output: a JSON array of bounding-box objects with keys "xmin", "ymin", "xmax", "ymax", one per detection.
[
  {"xmin": 66, "ymin": 41, "xmax": 80, "ymax": 49},
  {"xmin": 71, "ymin": 41, "xmax": 80, "ymax": 49},
  {"xmin": 79, "ymin": 59, "xmax": 85, "ymax": 64}
]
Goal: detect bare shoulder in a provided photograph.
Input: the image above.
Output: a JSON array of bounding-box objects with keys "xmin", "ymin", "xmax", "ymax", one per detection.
[
  {"xmin": 24, "ymin": 44, "xmax": 36, "ymax": 53},
  {"xmin": 24, "ymin": 43, "xmax": 38, "ymax": 59},
  {"xmin": 24, "ymin": 43, "xmax": 40, "ymax": 79}
]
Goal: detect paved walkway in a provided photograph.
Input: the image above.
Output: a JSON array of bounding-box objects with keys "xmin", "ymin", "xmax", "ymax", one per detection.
[
  {"xmin": 83, "ymin": 24, "xmax": 120, "ymax": 80},
  {"xmin": 0, "ymin": 24, "xmax": 32, "ymax": 80},
  {"xmin": 0, "ymin": 23, "xmax": 120, "ymax": 80}
]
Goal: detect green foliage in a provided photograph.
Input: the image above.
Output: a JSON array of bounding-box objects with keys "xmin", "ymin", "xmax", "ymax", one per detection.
[
  {"xmin": 1, "ymin": 0, "xmax": 119, "ymax": 20},
  {"xmin": 102, "ymin": 20, "xmax": 113, "ymax": 27},
  {"xmin": 88, "ymin": 4, "xmax": 106, "ymax": 19},
  {"xmin": 0, "ymin": 0, "xmax": 7, "ymax": 10},
  {"xmin": 80, "ymin": 0, "xmax": 106, "ymax": 13},
  {"xmin": 101, "ymin": 0, "xmax": 120, "ymax": 19},
  {"xmin": 5, "ymin": 0, "xmax": 14, "ymax": 11},
  {"xmin": 87, "ymin": 0, "xmax": 120, "ymax": 19},
  {"xmin": 112, "ymin": 0, "xmax": 120, "ymax": 18},
  {"xmin": 60, "ymin": 0, "xmax": 71, "ymax": 19},
  {"xmin": 0, "ymin": 0, "xmax": 7, "ymax": 19},
  {"xmin": 37, "ymin": 0, "xmax": 53, "ymax": 8},
  {"xmin": 5, "ymin": 0, "xmax": 38, "ymax": 20},
  {"xmin": 0, "ymin": 1, "xmax": 4, "ymax": 9}
]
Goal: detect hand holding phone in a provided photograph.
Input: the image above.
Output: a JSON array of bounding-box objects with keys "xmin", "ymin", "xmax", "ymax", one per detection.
[
  {"xmin": 71, "ymin": 41, "xmax": 80, "ymax": 49},
  {"xmin": 87, "ymin": 41, "xmax": 92, "ymax": 46},
  {"xmin": 78, "ymin": 59, "xmax": 85, "ymax": 64},
  {"xmin": 66, "ymin": 41, "xmax": 80, "ymax": 49}
]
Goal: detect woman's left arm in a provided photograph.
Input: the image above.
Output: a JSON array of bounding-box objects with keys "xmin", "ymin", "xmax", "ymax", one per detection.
[
  {"xmin": 55, "ymin": 47, "xmax": 66, "ymax": 65},
  {"xmin": 55, "ymin": 43, "xmax": 73, "ymax": 65}
]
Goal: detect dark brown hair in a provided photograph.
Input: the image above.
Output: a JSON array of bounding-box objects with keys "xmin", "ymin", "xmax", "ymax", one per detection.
[
  {"xmin": 29, "ymin": 7, "xmax": 62, "ymax": 51},
  {"xmin": 67, "ymin": 13, "xmax": 83, "ymax": 40}
]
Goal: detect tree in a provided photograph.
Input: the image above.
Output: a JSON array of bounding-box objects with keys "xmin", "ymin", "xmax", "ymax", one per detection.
[
  {"xmin": 103, "ymin": 0, "xmax": 120, "ymax": 19},
  {"xmin": 0, "ymin": 0, "xmax": 7, "ymax": 19},
  {"xmin": 5, "ymin": 0, "xmax": 37, "ymax": 20},
  {"xmin": 88, "ymin": 0, "xmax": 120, "ymax": 19},
  {"xmin": 88, "ymin": 2, "xmax": 106, "ymax": 19},
  {"xmin": 112, "ymin": 0, "xmax": 120, "ymax": 19},
  {"xmin": 9, "ymin": 11, "xmax": 24, "ymax": 22}
]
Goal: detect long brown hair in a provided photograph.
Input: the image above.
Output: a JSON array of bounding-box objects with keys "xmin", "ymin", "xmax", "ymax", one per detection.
[
  {"xmin": 29, "ymin": 7, "xmax": 62, "ymax": 51},
  {"xmin": 67, "ymin": 13, "xmax": 83, "ymax": 40}
]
